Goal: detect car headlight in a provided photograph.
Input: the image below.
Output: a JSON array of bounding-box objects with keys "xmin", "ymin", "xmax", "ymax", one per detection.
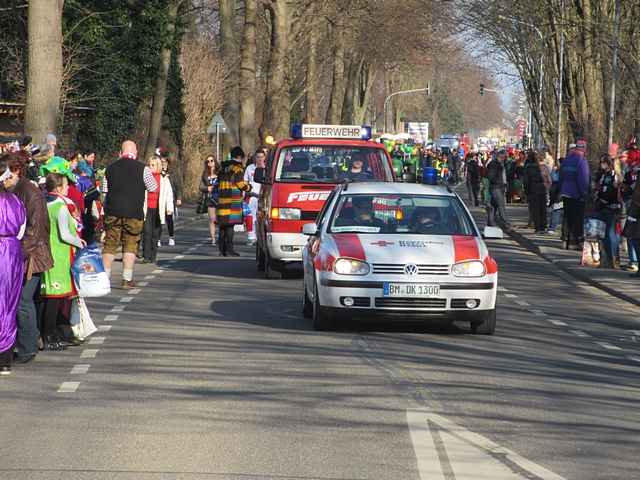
[
  {"xmin": 271, "ymin": 208, "xmax": 301, "ymax": 220},
  {"xmin": 334, "ymin": 258, "xmax": 370, "ymax": 276},
  {"xmin": 451, "ymin": 260, "xmax": 486, "ymax": 277}
]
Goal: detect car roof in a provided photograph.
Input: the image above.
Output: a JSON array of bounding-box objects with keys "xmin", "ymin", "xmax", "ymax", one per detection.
[{"xmin": 337, "ymin": 182, "xmax": 457, "ymax": 197}]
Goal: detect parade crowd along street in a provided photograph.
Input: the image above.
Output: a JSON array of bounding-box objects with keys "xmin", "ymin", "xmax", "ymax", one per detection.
[{"xmin": 1, "ymin": 127, "xmax": 640, "ymax": 375}]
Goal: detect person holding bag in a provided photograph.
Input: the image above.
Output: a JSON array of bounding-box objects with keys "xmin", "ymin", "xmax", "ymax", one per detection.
[{"xmin": 41, "ymin": 173, "xmax": 86, "ymax": 351}]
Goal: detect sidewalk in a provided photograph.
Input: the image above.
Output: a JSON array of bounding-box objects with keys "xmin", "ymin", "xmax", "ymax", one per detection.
[{"xmin": 498, "ymin": 202, "xmax": 639, "ymax": 308}]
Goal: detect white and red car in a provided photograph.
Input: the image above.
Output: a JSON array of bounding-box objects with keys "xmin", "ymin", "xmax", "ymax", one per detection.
[{"xmin": 301, "ymin": 182, "xmax": 502, "ymax": 333}]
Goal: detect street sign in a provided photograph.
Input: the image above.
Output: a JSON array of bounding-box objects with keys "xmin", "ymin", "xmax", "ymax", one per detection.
[{"xmin": 207, "ymin": 113, "xmax": 228, "ymax": 134}]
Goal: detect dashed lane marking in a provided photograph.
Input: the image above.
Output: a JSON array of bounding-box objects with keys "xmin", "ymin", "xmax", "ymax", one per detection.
[
  {"xmin": 137, "ymin": 282, "xmax": 149, "ymax": 287},
  {"xmin": 80, "ymin": 349, "xmax": 99, "ymax": 359},
  {"xmin": 98, "ymin": 325, "xmax": 112, "ymax": 332},
  {"xmin": 504, "ymin": 294, "xmax": 518, "ymax": 298},
  {"xmin": 110, "ymin": 306, "xmax": 125, "ymax": 313},
  {"xmin": 152, "ymin": 269, "xmax": 164, "ymax": 274},
  {"xmin": 89, "ymin": 336, "xmax": 106, "ymax": 345},
  {"xmin": 120, "ymin": 297, "xmax": 133, "ymax": 303},
  {"xmin": 627, "ymin": 356, "xmax": 640, "ymax": 362},
  {"xmin": 128, "ymin": 289, "xmax": 141, "ymax": 295},
  {"xmin": 515, "ymin": 300, "xmax": 531, "ymax": 307},
  {"xmin": 596, "ymin": 342, "xmax": 622, "ymax": 351},
  {"xmin": 143, "ymin": 275, "xmax": 156, "ymax": 280},
  {"xmin": 529, "ymin": 309, "xmax": 547, "ymax": 317},
  {"xmin": 57, "ymin": 382, "xmax": 80, "ymax": 393},
  {"xmin": 103, "ymin": 315, "xmax": 119, "ymax": 322},
  {"xmin": 548, "ymin": 319, "xmax": 568, "ymax": 326},
  {"xmin": 174, "ymin": 255, "xmax": 185, "ymax": 259},
  {"xmin": 569, "ymin": 330, "xmax": 590, "ymax": 337},
  {"xmin": 497, "ymin": 286, "xmax": 508, "ymax": 292},
  {"xmin": 70, "ymin": 364, "xmax": 91, "ymax": 375}
]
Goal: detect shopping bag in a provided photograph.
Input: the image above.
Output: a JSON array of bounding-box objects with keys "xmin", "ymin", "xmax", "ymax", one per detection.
[
  {"xmin": 580, "ymin": 240, "xmax": 601, "ymax": 267},
  {"xmin": 584, "ymin": 217, "xmax": 606, "ymax": 240},
  {"xmin": 71, "ymin": 298, "xmax": 97, "ymax": 340},
  {"xmin": 72, "ymin": 243, "xmax": 111, "ymax": 298}
]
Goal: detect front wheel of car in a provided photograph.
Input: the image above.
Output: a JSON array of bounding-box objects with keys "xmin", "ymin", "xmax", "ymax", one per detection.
[
  {"xmin": 471, "ymin": 309, "xmax": 496, "ymax": 335},
  {"xmin": 312, "ymin": 280, "xmax": 332, "ymax": 331}
]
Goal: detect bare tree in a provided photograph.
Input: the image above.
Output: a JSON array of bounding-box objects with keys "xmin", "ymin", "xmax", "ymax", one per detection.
[{"xmin": 239, "ymin": 0, "xmax": 258, "ymax": 155}]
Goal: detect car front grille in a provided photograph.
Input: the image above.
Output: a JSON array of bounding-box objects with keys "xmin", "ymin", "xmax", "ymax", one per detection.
[
  {"xmin": 371, "ymin": 264, "xmax": 450, "ymax": 275},
  {"xmin": 375, "ymin": 298, "xmax": 447, "ymax": 309}
]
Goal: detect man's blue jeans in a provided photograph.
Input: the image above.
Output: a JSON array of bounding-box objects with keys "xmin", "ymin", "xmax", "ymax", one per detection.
[
  {"xmin": 599, "ymin": 209, "xmax": 620, "ymax": 262},
  {"xmin": 15, "ymin": 275, "xmax": 41, "ymax": 358}
]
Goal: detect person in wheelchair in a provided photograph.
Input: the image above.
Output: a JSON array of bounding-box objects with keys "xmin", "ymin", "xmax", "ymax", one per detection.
[
  {"xmin": 335, "ymin": 196, "xmax": 385, "ymax": 230},
  {"xmin": 409, "ymin": 206, "xmax": 450, "ymax": 235}
]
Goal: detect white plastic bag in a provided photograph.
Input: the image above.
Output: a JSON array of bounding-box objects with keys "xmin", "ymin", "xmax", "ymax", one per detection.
[
  {"xmin": 584, "ymin": 217, "xmax": 606, "ymax": 240},
  {"xmin": 72, "ymin": 244, "xmax": 111, "ymax": 298},
  {"xmin": 71, "ymin": 298, "xmax": 97, "ymax": 340}
]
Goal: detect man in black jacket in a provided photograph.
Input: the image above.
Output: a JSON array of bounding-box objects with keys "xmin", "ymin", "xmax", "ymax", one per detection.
[
  {"xmin": 486, "ymin": 150, "xmax": 510, "ymax": 227},
  {"xmin": 102, "ymin": 140, "xmax": 158, "ymax": 288}
]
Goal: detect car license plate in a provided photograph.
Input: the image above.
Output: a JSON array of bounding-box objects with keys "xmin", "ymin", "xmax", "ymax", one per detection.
[{"xmin": 383, "ymin": 283, "xmax": 440, "ymax": 297}]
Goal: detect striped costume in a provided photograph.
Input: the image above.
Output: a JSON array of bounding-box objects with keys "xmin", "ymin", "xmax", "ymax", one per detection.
[{"xmin": 216, "ymin": 160, "xmax": 251, "ymax": 226}]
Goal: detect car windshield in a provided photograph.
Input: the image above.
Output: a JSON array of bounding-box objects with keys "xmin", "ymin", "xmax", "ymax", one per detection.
[
  {"xmin": 329, "ymin": 194, "xmax": 477, "ymax": 236},
  {"xmin": 275, "ymin": 146, "xmax": 392, "ymax": 183}
]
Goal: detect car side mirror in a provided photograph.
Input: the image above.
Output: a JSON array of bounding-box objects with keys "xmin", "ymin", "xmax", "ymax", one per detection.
[
  {"xmin": 254, "ymin": 167, "xmax": 269, "ymax": 184},
  {"xmin": 302, "ymin": 223, "xmax": 318, "ymax": 236},
  {"xmin": 483, "ymin": 226, "xmax": 504, "ymax": 239}
]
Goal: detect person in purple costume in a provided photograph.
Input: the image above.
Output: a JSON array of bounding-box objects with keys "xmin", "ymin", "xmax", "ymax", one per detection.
[{"xmin": 0, "ymin": 162, "xmax": 27, "ymax": 376}]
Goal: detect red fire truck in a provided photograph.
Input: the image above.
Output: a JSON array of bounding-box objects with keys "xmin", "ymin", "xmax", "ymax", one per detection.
[{"xmin": 253, "ymin": 124, "xmax": 396, "ymax": 278}]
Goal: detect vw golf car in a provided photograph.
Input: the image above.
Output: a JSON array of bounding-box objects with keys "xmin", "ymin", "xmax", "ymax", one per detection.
[
  {"xmin": 253, "ymin": 124, "xmax": 395, "ymax": 278},
  {"xmin": 301, "ymin": 182, "xmax": 503, "ymax": 333}
]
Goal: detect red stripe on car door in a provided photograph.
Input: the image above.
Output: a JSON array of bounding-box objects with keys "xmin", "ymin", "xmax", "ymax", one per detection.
[
  {"xmin": 332, "ymin": 234, "xmax": 366, "ymax": 260},
  {"xmin": 452, "ymin": 236, "xmax": 480, "ymax": 262}
]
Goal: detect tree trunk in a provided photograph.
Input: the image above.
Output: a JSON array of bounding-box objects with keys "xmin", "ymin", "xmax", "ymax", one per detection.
[
  {"xmin": 144, "ymin": 1, "xmax": 179, "ymax": 162},
  {"xmin": 24, "ymin": 0, "xmax": 64, "ymax": 145},
  {"xmin": 262, "ymin": 1, "xmax": 290, "ymax": 141},
  {"xmin": 325, "ymin": 23, "xmax": 346, "ymax": 124},
  {"xmin": 305, "ymin": 9, "xmax": 322, "ymax": 123},
  {"xmin": 239, "ymin": 0, "xmax": 257, "ymax": 155},
  {"xmin": 220, "ymin": 0, "xmax": 240, "ymax": 147}
]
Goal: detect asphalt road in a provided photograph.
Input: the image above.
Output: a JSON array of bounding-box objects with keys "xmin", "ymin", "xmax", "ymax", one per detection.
[{"xmin": 1, "ymin": 204, "xmax": 639, "ymax": 480}]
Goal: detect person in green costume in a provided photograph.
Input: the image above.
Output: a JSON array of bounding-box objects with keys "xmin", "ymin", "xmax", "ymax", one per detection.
[{"xmin": 40, "ymin": 173, "xmax": 86, "ymax": 351}]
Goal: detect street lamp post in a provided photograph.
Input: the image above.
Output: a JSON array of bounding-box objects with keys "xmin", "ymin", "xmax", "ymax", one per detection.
[{"xmin": 383, "ymin": 85, "xmax": 430, "ymax": 134}]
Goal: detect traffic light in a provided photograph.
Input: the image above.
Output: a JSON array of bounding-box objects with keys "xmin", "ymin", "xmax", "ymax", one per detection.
[{"xmin": 480, "ymin": 83, "xmax": 485, "ymax": 96}]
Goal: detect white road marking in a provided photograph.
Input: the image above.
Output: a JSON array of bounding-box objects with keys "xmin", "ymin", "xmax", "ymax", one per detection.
[
  {"xmin": 497, "ymin": 286, "xmax": 508, "ymax": 292},
  {"xmin": 529, "ymin": 310, "xmax": 547, "ymax": 317},
  {"xmin": 548, "ymin": 319, "xmax": 568, "ymax": 326},
  {"xmin": 596, "ymin": 342, "xmax": 622, "ymax": 351},
  {"xmin": 137, "ymin": 282, "xmax": 149, "ymax": 287},
  {"xmin": 128, "ymin": 288, "xmax": 141, "ymax": 295},
  {"xmin": 628, "ymin": 330, "xmax": 640, "ymax": 336},
  {"xmin": 80, "ymin": 349, "xmax": 99, "ymax": 358},
  {"xmin": 98, "ymin": 325, "xmax": 112, "ymax": 332},
  {"xmin": 70, "ymin": 364, "xmax": 91, "ymax": 375},
  {"xmin": 174, "ymin": 255, "xmax": 185, "ymax": 259},
  {"xmin": 407, "ymin": 408, "xmax": 566, "ymax": 480},
  {"xmin": 144, "ymin": 275, "xmax": 155, "ymax": 280},
  {"xmin": 569, "ymin": 330, "xmax": 590, "ymax": 338},
  {"xmin": 58, "ymin": 382, "xmax": 80, "ymax": 393},
  {"xmin": 120, "ymin": 297, "xmax": 133, "ymax": 303},
  {"xmin": 110, "ymin": 306, "xmax": 125, "ymax": 313},
  {"xmin": 152, "ymin": 269, "xmax": 164, "ymax": 274},
  {"xmin": 104, "ymin": 315, "xmax": 119, "ymax": 322},
  {"xmin": 627, "ymin": 355, "xmax": 640, "ymax": 362},
  {"xmin": 504, "ymin": 293, "xmax": 518, "ymax": 298},
  {"xmin": 515, "ymin": 300, "xmax": 531, "ymax": 307},
  {"xmin": 89, "ymin": 336, "xmax": 106, "ymax": 345}
]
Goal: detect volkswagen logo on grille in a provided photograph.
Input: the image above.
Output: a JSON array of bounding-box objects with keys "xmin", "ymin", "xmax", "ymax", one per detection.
[{"xmin": 404, "ymin": 264, "xmax": 419, "ymax": 276}]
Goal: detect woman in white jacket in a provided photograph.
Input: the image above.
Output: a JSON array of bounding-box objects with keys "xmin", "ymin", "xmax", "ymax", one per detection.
[{"xmin": 142, "ymin": 156, "xmax": 174, "ymax": 263}]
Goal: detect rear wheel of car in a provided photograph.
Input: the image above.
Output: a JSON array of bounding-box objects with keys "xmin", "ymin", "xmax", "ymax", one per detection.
[
  {"xmin": 256, "ymin": 244, "xmax": 265, "ymax": 272},
  {"xmin": 312, "ymin": 280, "xmax": 332, "ymax": 331},
  {"xmin": 471, "ymin": 309, "xmax": 496, "ymax": 335},
  {"xmin": 302, "ymin": 282, "xmax": 313, "ymax": 319}
]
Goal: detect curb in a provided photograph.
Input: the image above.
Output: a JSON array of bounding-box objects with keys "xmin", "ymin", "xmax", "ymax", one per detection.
[{"xmin": 505, "ymin": 227, "xmax": 640, "ymax": 308}]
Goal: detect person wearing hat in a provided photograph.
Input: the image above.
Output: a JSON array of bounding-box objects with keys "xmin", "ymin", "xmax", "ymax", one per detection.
[{"xmin": 559, "ymin": 140, "xmax": 590, "ymax": 249}]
